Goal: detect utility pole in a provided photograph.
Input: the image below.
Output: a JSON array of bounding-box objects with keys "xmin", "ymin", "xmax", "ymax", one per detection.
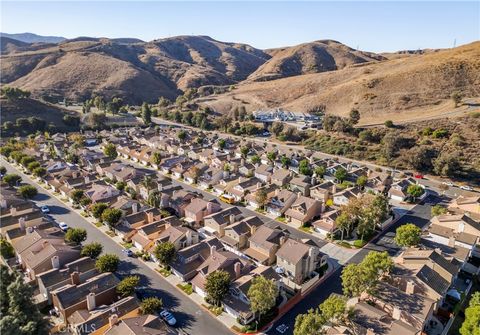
[{"xmin": 453, "ymin": 38, "xmax": 456, "ymax": 48}]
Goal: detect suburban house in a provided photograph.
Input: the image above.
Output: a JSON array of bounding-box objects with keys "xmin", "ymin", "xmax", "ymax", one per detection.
[
  {"xmin": 310, "ymin": 181, "xmax": 336, "ymax": 204},
  {"xmin": 83, "ymin": 183, "xmax": 120, "ymax": 204},
  {"xmin": 229, "ymin": 177, "xmax": 263, "ymax": 202},
  {"xmin": 51, "ymin": 272, "xmax": 120, "ymax": 323},
  {"xmin": 170, "ymin": 237, "xmax": 224, "ymax": 281},
  {"xmin": 289, "ymin": 176, "xmax": 311, "ymax": 196},
  {"xmin": 220, "ymin": 216, "xmax": 263, "ymax": 252},
  {"xmin": 284, "ymin": 196, "xmax": 323, "ymax": 226},
  {"xmin": 265, "ymin": 189, "xmax": 297, "ymax": 217},
  {"xmin": 155, "ymin": 225, "xmax": 200, "ymax": 251},
  {"xmin": 244, "ymin": 226, "xmax": 288, "ymax": 265},
  {"xmin": 11, "ymin": 227, "xmax": 81, "ymax": 281},
  {"xmin": 203, "ymin": 207, "xmax": 243, "ymax": 236},
  {"xmin": 184, "ymin": 198, "xmax": 221, "ymax": 225},
  {"xmin": 271, "ymin": 168, "xmax": 292, "ymax": 187},
  {"xmin": 275, "ymin": 238, "xmax": 327, "ymax": 286},
  {"xmin": 102, "ymin": 313, "xmax": 176, "ymax": 335},
  {"xmin": 254, "ymin": 164, "xmax": 274, "ymax": 183},
  {"xmin": 388, "ymin": 178, "xmax": 417, "ymax": 202},
  {"xmin": 448, "ymin": 196, "xmax": 480, "ymax": 216},
  {"xmin": 430, "ymin": 214, "xmax": 480, "ymax": 236},
  {"xmin": 312, "ymin": 209, "xmax": 340, "ymax": 237},
  {"xmin": 190, "ymin": 247, "xmax": 252, "ymax": 297},
  {"xmin": 332, "ymin": 187, "xmax": 362, "ymax": 206}
]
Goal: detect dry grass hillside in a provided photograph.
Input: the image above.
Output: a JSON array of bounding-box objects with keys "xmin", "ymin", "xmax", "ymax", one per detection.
[
  {"xmin": 248, "ymin": 39, "xmax": 385, "ymax": 81},
  {"xmin": 0, "ymin": 36, "xmax": 271, "ymax": 103},
  {"xmin": 201, "ymin": 42, "xmax": 480, "ymax": 123}
]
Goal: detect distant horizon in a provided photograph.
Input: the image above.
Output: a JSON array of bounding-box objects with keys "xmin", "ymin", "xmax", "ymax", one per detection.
[
  {"xmin": 1, "ymin": 1, "xmax": 479, "ymax": 53},
  {"xmin": 2, "ymin": 30, "xmax": 479, "ymax": 53}
]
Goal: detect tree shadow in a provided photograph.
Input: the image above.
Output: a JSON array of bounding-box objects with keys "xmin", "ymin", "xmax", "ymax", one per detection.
[
  {"xmin": 33, "ymin": 193, "xmax": 51, "ymax": 201},
  {"xmin": 45, "ymin": 205, "xmax": 71, "ymax": 215},
  {"xmin": 138, "ymin": 287, "xmax": 181, "ymax": 310},
  {"xmin": 170, "ymin": 310, "xmax": 196, "ymax": 329}
]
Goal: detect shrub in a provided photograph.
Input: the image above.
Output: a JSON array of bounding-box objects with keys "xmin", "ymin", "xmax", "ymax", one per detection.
[
  {"xmin": 95, "ymin": 254, "xmax": 120, "ymax": 273},
  {"xmin": 18, "ymin": 185, "xmax": 38, "ymax": 199}
]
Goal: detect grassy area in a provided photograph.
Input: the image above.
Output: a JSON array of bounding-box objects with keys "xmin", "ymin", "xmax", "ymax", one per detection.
[
  {"xmin": 276, "ymin": 216, "xmax": 286, "ymax": 222},
  {"xmin": 353, "ymin": 239, "xmax": 367, "ymax": 248},
  {"xmin": 106, "ymin": 230, "xmax": 116, "ymax": 237},
  {"xmin": 298, "ymin": 226, "xmax": 313, "ymax": 233},
  {"xmin": 203, "ymin": 304, "xmax": 223, "ymax": 316},
  {"xmin": 336, "ymin": 241, "xmax": 352, "ymax": 249},
  {"xmin": 177, "ymin": 283, "xmax": 193, "ymax": 295},
  {"xmin": 157, "ymin": 267, "xmax": 172, "ymax": 277},
  {"xmin": 94, "ymin": 221, "xmax": 103, "ymax": 227},
  {"xmin": 121, "ymin": 242, "xmax": 133, "ymax": 249},
  {"xmin": 255, "ymin": 208, "xmax": 266, "ymax": 214},
  {"xmin": 80, "ymin": 211, "xmax": 88, "ymax": 217}
]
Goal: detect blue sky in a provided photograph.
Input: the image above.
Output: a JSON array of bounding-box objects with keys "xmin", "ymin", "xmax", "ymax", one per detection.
[{"xmin": 1, "ymin": 1, "xmax": 479, "ymax": 52}]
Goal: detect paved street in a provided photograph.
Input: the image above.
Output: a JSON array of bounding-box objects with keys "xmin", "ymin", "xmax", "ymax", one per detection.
[{"xmin": 1, "ymin": 158, "xmax": 232, "ymax": 335}]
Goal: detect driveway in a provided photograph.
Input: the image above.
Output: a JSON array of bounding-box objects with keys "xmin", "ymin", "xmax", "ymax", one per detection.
[{"xmin": 1, "ymin": 158, "xmax": 233, "ymax": 335}]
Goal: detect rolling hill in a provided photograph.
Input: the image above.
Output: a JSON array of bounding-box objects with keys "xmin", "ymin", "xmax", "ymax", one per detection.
[
  {"xmin": 1, "ymin": 32, "xmax": 66, "ymax": 44},
  {"xmin": 200, "ymin": 41, "xmax": 480, "ymax": 124}
]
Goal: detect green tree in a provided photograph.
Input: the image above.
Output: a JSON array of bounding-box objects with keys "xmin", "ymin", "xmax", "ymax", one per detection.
[
  {"xmin": 431, "ymin": 205, "xmax": 448, "ymax": 217},
  {"xmin": 255, "ymin": 188, "xmax": 269, "ymax": 210},
  {"xmin": 18, "ymin": 185, "xmax": 37, "ymax": 199},
  {"xmin": 153, "ymin": 242, "xmax": 176, "ymax": 267},
  {"xmin": 101, "ymin": 208, "xmax": 123, "ymax": 231},
  {"xmin": 384, "ymin": 120, "xmax": 394, "ymax": 128},
  {"xmin": 334, "ymin": 167, "xmax": 347, "ymax": 182},
  {"xmin": 406, "ymin": 184, "xmax": 424, "ymax": 201},
  {"xmin": 141, "ymin": 102, "xmax": 152, "ymax": 125},
  {"xmin": 178, "ymin": 130, "xmax": 187, "ymax": 141},
  {"xmin": 151, "ymin": 152, "xmax": 162, "ymax": 166},
  {"xmin": 294, "ymin": 308, "xmax": 325, "ymax": 335},
  {"xmin": 115, "ymin": 181, "xmax": 126, "ymax": 191},
  {"xmin": 95, "ymin": 254, "xmax": 120, "ymax": 273},
  {"xmin": 20, "ymin": 156, "xmax": 35, "ymax": 168},
  {"xmin": 140, "ymin": 297, "xmax": 163, "ymax": 315},
  {"xmin": 65, "ymin": 228, "xmax": 87, "ymax": 245},
  {"xmin": 91, "ymin": 202, "xmax": 109, "ymax": 219},
  {"xmin": 240, "ymin": 146, "xmax": 250, "ymax": 158},
  {"xmin": 0, "ymin": 270, "xmax": 49, "ymax": 335},
  {"xmin": 103, "ymin": 143, "xmax": 118, "ymax": 159},
  {"xmin": 80, "ymin": 242, "xmax": 103, "ymax": 259},
  {"xmin": 394, "ymin": 223, "xmax": 421, "ymax": 247},
  {"xmin": 460, "ymin": 292, "xmax": 480, "ymax": 335},
  {"xmin": 314, "ymin": 166, "xmax": 326, "ymax": 178},
  {"xmin": 27, "ymin": 161, "xmax": 40, "ymax": 172},
  {"xmin": 147, "ymin": 190, "xmax": 162, "ymax": 208},
  {"xmin": 32, "ymin": 167, "xmax": 47, "ymax": 178},
  {"xmin": 451, "ymin": 91, "xmax": 463, "ymax": 107},
  {"xmin": 3, "ymin": 174, "xmax": 21, "ymax": 186},
  {"xmin": 271, "ymin": 122, "xmax": 284, "ymax": 136},
  {"xmin": 280, "ymin": 156, "xmax": 291, "ymax": 169},
  {"xmin": 251, "ymin": 155, "xmax": 260, "ymax": 165},
  {"xmin": 335, "ymin": 212, "xmax": 351, "ymax": 241},
  {"xmin": 218, "ymin": 139, "xmax": 226, "ymax": 150},
  {"xmin": 349, "ymin": 109, "xmax": 360, "ymax": 125},
  {"xmin": 433, "ymin": 152, "xmax": 461, "ymax": 177},
  {"xmin": 299, "ymin": 159, "xmax": 312, "ymax": 176},
  {"xmin": 0, "ymin": 238, "xmax": 15, "ymax": 259},
  {"xmin": 116, "ymin": 275, "xmax": 140, "ymax": 298},
  {"xmin": 266, "ymin": 151, "xmax": 277, "ymax": 163},
  {"xmin": 356, "ymin": 175, "xmax": 368, "ymax": 187},
  {"xmin": 205, "ymin": 270, "xmax": 231, "ymax": 306},
  {"xmin": 319, "ymin": 295, "xmax": 349, "ymax": 327},
  {"xmin": 71, "ymin": 189, "xmax": 84, "ymax": 204},
  {"xmin": 248, "ymin": 275, "xmax": 278, "ymax": 323}
]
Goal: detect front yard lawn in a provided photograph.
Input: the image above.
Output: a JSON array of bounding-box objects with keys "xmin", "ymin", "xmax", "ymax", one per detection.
[
  {"xmin": 157, "ymin": 267, "xmax": 172, "ymax": 277},
  {"xmin": 177, "ymin": 283, "xmax": 193, "ymax": 295},
  {"xmin": 121, "ymin": 242, "xmax": 133, "ymax": 249}
]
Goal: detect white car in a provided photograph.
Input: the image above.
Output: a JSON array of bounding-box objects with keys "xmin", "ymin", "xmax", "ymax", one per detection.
[
  {"xmin": 442, "ymin": 181, "xmax": 454, "ymax": 187},
  {"xmin": 460, "ymin": 185, "xmax": 473, "ymax": 191},
  {"xmin": 40, "ymin": 205, "xmax": 50, "ymax": 214},
  {"xmin": 58, "ymin": 222, "xmax": 69, "ymax": 231},
  {"xmin": 159, "ymin": 310, "xmax": 176, "ymax": 326}
]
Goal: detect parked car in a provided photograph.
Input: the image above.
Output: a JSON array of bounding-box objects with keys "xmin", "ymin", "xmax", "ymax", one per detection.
[
  {"xmin": 414, "ymin": 174, "xmax": 424, "ymax": 179},
  {"xmin": 40, "ymin": 205, "xmax": 50, "ymax": 214},
  {"xmin": 460, "ymin": 185, "xmax": 473, "ymax": 191},
  {"xmin": 58, "ymin": 222, "xmax": 68, "ymax": 231},
  {"xmin": 442, "ymin": 181, "xmax": 454, "ymax": 187},
  {"xmin": 122, "ymin": 249, "xmax": 134, "ymax": 257},
  {"xmin": 159, "ymin": 310, "xmax": 177, "ymax": 326}
]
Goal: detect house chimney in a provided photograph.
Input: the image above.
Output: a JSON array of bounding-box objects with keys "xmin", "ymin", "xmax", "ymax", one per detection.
[
  {"xmin": 132, "ymin": 202, "xmax": 139, "ymax": 214},
  {"xmin": 250, "ymin": 224, "xmax": 257, "ymax": 236},
  {"xmin": 234, "ymin": 262, "xmax": 242, "ymax": 279},
  {"xmin": 240, "ymin": 158, "xmax": 245, "ymax": 166},
  {"xmin": 256, "ymin": 182, "xmax": 262, "ymax": 190},
  {"xmin": 51, "ymin": 256, "xmax": 60, "ymax": 269},
  {"xmin": 279, "ymin": 236, "xmax": 288, "ymax": 246},
  {"xmin": 223, "ymin": 170, "xmax": 229, "ymax": 179},
  {"xmin": 229, "ymin": 214, "xmax": 236, "ymax": 225},
  {"xmin": 238, "ymin": 177, "xmax": 243, "ymax": 184},
  {"xmin": 85, "ymin": 176, "xmax": 90, "ymax": 184},
  {"xmin": 392, "ymin": 306, "xmax": 401, "ymax": 320},
  {"xmin": 186, "ymin": 229, "xmax": 193, "ymax": 246},
  {"xmin": 206, "ymin": 201, "xmax": 214, "ymax": 214},
  {"xmin": 109, "ymin": 314, "xmax": 119, "ymax": 327},
  {"xmin": 275, "ymin": 189, "xmax": 280, "ymax": 196},
  {"xmin": 86, "ymin": 292, "xmax": 96, "ymax": 311},
  {"xmin": 18, "ymin": 216, "xmax": 25, "ymax": 230},
  {"xmin": 71, "ymin": 271, "xmax": 80, "ymax": 285},
  {"xmin": 406, "ymin": 280, "xmax": 415, "ymax": 295},
  {"xmin": 146, "ymin": 211, "xmax": 154, "ymax": 224},
  {"xmin": 10, "ymin": 206, "xmax": 17, "ymax": 216},
  {"xmin": 448, "ymin": 236, "xmax": 456, "ymax": 248},
  {"xmin": 0, "ymin": 199, "xmax": 7, "ymax": 209},
  {"xmin": 210, "ymin": 245, "xmax": 217, "ymax": 255}
]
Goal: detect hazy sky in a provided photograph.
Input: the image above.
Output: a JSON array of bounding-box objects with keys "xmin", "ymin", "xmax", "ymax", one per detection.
[{"xmin": 1, "ymin": 1, "xmax": 479, "ymax": 52}]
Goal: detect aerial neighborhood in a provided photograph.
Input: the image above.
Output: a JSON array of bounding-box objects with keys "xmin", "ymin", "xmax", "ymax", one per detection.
[{"xmin": 1, "ymin": 123, "xmax": 479, "ymax": 335}]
